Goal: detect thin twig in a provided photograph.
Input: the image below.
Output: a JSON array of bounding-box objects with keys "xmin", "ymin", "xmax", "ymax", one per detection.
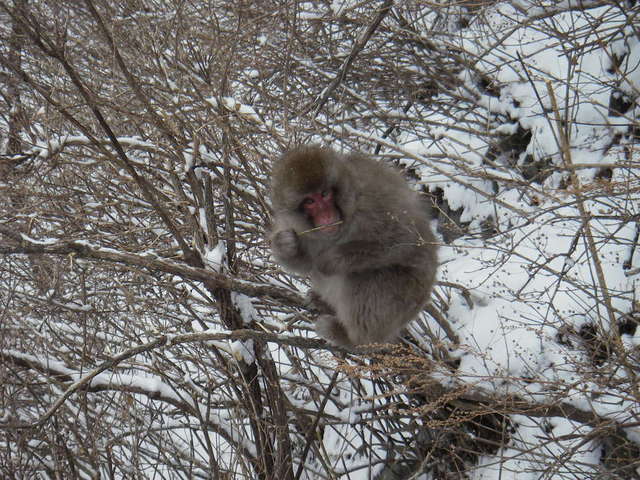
[
  {"xmin": 299, "ymin": 221, "xmax": 344, "ymax": 235},
  {"xmin": 294, "ymin": 369, "xmax": 340, "ymax": 480},
  {"xmin": 307, "ymin": 0, "xmax": 393, "ymax": 117}
]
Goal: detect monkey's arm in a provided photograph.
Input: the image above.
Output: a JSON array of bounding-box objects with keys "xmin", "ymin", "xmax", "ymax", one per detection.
[{"xmin": 317, "ymin": 239, "xmax": 423, "ymax": 274}]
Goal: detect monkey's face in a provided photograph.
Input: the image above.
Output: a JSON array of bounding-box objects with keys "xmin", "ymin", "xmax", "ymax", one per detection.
[
  {"xmin": 271, "ymin": 146, "xmax": 350, "ymax": 236},
  {"xmin": 299, "ymin": 188, "xmax": 342, "ymax": 234}
]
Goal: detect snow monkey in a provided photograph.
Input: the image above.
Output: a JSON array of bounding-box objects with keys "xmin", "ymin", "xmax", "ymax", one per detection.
[{"xmin": 269, "ymin": 146, "xmax": 438, "ymax": 347}]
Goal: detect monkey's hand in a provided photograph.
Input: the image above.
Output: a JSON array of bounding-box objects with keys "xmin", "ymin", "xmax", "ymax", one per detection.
[{"xmin": 271, "ymin": 229, "xmax": 301, "ymax": 260}]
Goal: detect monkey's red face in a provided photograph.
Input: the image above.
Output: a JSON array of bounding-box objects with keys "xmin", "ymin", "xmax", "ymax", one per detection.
[{"xmin": 301, "ymin": 189, "xmax": 341, "ymax": 233}]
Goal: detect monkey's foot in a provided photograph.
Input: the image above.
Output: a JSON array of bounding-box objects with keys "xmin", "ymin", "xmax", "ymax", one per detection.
[{"xmin": 315, "ymin": 315, "xmax": 351, "ymax": 347}]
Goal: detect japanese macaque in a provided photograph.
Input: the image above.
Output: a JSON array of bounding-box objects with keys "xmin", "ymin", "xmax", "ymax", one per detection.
[{"xmin": 269, "ymin": 146, "xmax": 438, "ymax": 347}]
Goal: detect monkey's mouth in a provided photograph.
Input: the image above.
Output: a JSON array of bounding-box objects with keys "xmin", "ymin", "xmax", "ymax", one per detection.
[
  {"xmin": 310, "ymin": 206, "xmax": 342, "ymax": 234},
  {"xmin": 315, "ymin": 220, "xmax": 342, "ymax": 234}
]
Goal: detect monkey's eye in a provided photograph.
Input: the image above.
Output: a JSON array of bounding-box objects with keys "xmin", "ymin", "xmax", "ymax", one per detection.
[
  {"xmin": 321, "ymin": 190, "xmax": 331, "ymax": 198},
  {"xmin": 301, "ymin": 198, "xmax": 315, "ymax": 207}
]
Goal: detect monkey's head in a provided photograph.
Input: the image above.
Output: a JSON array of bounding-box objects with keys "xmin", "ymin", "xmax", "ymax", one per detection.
[{"xmin": 271, "ymin": 146, "xmax": 355, "ymax": 235}]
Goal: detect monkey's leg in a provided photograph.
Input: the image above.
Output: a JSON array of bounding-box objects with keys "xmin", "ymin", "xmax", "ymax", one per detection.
[
  {"xmin": 304, "ymin": 290, "xmax": 336, "ymax": 314},
  {"xmin": 314, "ymin": 315, "xmax": 352, "ymax": 347},
  {"xmin": 345, "ymin": 267, "xmax": 428, "ymax": 345}
]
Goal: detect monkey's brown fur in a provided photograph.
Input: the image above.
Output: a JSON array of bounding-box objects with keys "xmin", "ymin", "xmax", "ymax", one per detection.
[{"xmin": 270, "ymin": 146, "xmax": 438, "ymax": 347}]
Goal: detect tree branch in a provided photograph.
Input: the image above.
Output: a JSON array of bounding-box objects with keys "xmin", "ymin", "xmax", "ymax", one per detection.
[
  {"xmin": 1, "ymin": 329, "xmax": 626, "ymax": 437},
  {"xmin": 0, "ymin": 226, "xmax": 304, "ymax": 308}
]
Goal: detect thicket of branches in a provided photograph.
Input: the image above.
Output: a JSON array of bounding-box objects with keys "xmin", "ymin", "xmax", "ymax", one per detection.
[{"xmin": 1, "ymin": 1, "xmax": 639, "ymax": 479}]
